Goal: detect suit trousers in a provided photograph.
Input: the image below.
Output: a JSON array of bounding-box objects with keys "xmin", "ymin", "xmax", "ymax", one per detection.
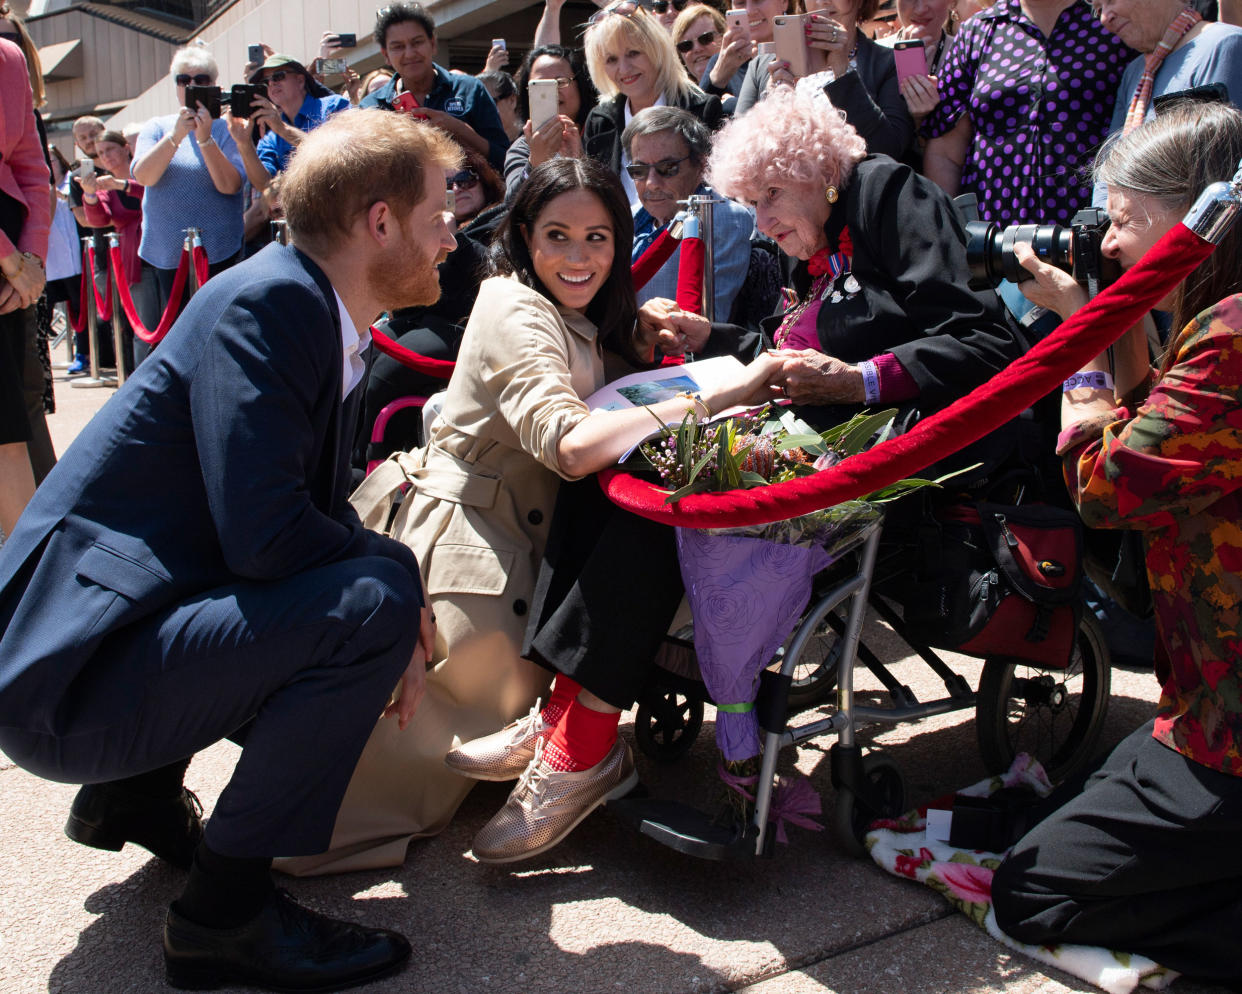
[
  {"xmin": 524, "ymin": 478, "xmax": 683, "ymax": 710},
  {"xmin": 0, "ymin": 556, "xmax": 418, "ymax": 859},
  {"xmin": 992, "ymin": 719, "xmax": 1242, "ymax": 981}
]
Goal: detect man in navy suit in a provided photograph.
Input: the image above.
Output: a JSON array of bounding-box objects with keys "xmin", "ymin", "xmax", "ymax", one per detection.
[{"xmin": 0, "ymin": 110, "xmax": 460, "ymax": 992}]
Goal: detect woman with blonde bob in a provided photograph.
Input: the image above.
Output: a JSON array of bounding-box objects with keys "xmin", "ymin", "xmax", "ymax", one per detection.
[
  {"xmin": 707, "ymin": 86, "xmax": 1019, "ymax": 418},
  {"xmin": 581, "ymin": 0, "xmax": 723, "ymax": 202}
]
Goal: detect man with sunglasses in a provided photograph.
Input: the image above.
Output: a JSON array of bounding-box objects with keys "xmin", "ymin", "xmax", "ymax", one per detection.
[
  {"xmin": 651, "ymin": 0, "xmax": 690, "ymax": 31},
  {"xmin": 625, "ymin": 106, "xmax": 753, "ymax": 322}
]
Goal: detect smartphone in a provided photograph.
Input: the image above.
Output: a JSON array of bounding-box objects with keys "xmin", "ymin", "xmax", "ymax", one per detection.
[
  {"xmin": 185, "ymin": 84, "xmax": 223, "ymax": 119},
  {"xmin": 492, "ymin": 37, "xmax": 506, "ymax": 50},
  {"xmin": 393, "ymin": 91, "xmax": 420, "ymax": 113},
  {"xmin": 247, "ymin": 43, "xmax": 264, "ymax": 64},
  {"xmin": 230, "ymin": 82, "xmax": 267, "ymax": 119},
  {"xmin": 78, "ymin": 157, "xmax": 95, "ymax": 179},
  {"xmin": 893, "ymin": 38, "xmax": 926, "ymax": 87},
  {"xmin": 772, "ymin": 14, "xmax": 811, "ymax": 78},
  {"xmin": 725, "ymin": 8, "xmax": 749, "ymax": 39},
  {"xmin": 528, "ymin": 79, "xmax": 559, "ymax": 130},
  {"xmin": 335, "ymin": 32, "xmax": 357, "ymax": 48},
  {"xmin": 756, "ymin": 41, "xmax": 776, "ymax": 56},
  {"xmin": 318, "ymin": 57, "xmax": 348, "ymax": 76}
]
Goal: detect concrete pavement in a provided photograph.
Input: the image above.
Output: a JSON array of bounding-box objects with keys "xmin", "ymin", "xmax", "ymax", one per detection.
[{"xmin": 0, "ymin": 370, "xmax": 1231, "ymax": 994}]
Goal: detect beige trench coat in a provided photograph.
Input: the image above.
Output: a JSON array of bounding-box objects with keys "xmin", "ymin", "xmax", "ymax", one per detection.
[{"xmin": 278, "ymin": 276, "xmax": 606, "ymax": 875}]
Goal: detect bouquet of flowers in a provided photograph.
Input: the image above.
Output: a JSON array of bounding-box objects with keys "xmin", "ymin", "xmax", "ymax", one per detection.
[{"xmin": 637, "ymin": 405, "xmax": 944, "ymax": 832}]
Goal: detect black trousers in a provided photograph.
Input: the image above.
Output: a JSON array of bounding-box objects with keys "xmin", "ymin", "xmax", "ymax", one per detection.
[
  {"xmin": 993, "ymin": 719, "xmax": 1242, "ymax": 981},
  {"xmin": 524, "ymin": 478, "xmax": 683, "ymax": 710},
  {"xmin": 0, "ymin": 556, "xmax": 419, "ymax": 858}
]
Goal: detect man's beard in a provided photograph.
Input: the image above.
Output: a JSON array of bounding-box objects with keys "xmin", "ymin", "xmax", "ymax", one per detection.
[{"xmin": 367, "ymin": 230, "xmax": 444, "ymax": 312}]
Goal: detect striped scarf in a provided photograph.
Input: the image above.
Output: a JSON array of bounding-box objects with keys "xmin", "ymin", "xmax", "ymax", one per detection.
[{"xmin": 1123, "ymin": 7, "xmax": 1202, "ymax": 134}]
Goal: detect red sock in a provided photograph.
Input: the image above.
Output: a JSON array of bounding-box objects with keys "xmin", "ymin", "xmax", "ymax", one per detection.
[
  {"xmin": 540, "ymin": 675, "xmax": 582, "ymax": 729},
  {"xmin": 543, "ymin": 698, "xmax": 620, "ymax": 772}
]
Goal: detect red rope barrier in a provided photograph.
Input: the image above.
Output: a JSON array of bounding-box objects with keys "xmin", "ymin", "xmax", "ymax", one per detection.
[
  {"xmin": 113, "ymin": 244, "xmax": 191, "ymax": 345},
  {"xmin": 600, "ymin": 223, "xmax": 1217, "ymax": 528},
  {"xmin": 66, "ymin": 249, "xmax": 89, "ymax": 333},
  {"xmin": 191, "ymin": 244, "xmax": 210, "ymax": 288},
  {"xmin": 84, "ymin": 246, "xmax": 113, "ymax": 321},
  {"xmin": 675, "ymin": 234, "xmax": 705, "ymax": 314},
  {"xmin": 632, "ymin": 228, "xmax": 680, "ymax": 292},
  {"xmin": 370, "ymin": 326, "xmax": 457, "ymax": 378}
]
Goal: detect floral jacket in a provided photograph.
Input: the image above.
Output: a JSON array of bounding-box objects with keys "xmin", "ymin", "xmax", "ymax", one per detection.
[{"xmin": 1058, "ymin": 294, "xmax": 1242, "ymax": 777}]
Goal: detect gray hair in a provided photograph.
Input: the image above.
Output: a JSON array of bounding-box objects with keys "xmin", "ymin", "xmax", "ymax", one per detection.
[
  {"xmin": 621, "ymin": 106, "xmax": 711, "ymax": 163},
  {"xmin": 170, "ymin": 45, "xmax": 218, "ymax": 81}
]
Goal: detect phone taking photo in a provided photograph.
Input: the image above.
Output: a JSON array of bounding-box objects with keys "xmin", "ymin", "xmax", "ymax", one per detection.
[
  {"xmin": 772, "ymin": 14, "xmax": 812, "ymax": 78},
  {"xmin": 185, "ymin": 84, "xmax": 223, "ymax": 119},
  {"xmin": 528, "ymin": 79, "xmax": 559, "ymax": 131},
  {"xmin": 247, "ymin": 43, "xmax": 264, "ymax": 64},
  {"xmin": 230, "ymin": 83, "xmax": 268, "ymax": 119},
  {"xmin": 725, "ymin": 8, "xmax": 750, "ymax": 39},
  {"xmin": 335, "ymin": 32, "xmax": 357, "ymax": 48},
  {"xmin": 78, "ymin": 157, "xmax": 95, "ymax": 179},
  {"xmin": 893, "ymin": 38, "xmax": 926, "ymax": 87},
  {"xmin": 393, "ymin": 91, "xmax": 420, "ymax": 113}
]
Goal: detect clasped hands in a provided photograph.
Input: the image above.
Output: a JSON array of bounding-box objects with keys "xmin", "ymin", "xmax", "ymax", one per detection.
[
  {"xmin": 637, "ymin": 298, "xmax": 712, "ymax": 359},
  {"xmin": 0, "ymin": 251, "xmax": 45, "ymax": 315}
]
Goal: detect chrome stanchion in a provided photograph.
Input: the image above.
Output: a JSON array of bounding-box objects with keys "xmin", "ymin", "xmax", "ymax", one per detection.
[
  {"xmin": 71, "ymin": 235, "xmax": 113, "ymax": 389},
  {"xmin": 184, "ymin": 227, "xmax": 203, "ymax": 296},
  {"xmin": 106, "ymin": 233, "xmax": 127, "ymax": 387},
  {"xmin": 686, "ymin": 193, "xmax": 718, "ymax": 324}
]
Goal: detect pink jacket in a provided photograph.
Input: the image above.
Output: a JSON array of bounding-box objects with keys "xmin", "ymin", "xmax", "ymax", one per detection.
[{"xmin": 0, "ymin": 38, "xmax": 50, "ymax": 262}]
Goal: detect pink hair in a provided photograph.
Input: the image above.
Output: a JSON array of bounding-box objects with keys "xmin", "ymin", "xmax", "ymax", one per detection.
[{"xmin": 706, "ymin": 87, "xmax": 867, "ymax": 203}]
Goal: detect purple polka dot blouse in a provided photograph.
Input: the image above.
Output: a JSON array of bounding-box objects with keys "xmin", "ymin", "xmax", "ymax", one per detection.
[{"xmin": 922, "ymin": 0, "xmax": 1130, "ymax": 228}]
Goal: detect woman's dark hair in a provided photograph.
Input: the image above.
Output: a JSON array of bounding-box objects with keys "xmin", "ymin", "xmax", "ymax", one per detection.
[
  {"xmin": 514, "ymin": 45, "xmax": 597, "ymax": 129},
  {"xmin": 375, "ymin": 1, "xmax": 436, "ymax": 48},
  {"xmin": 1095, "ymin": 100, "xmax": 1242, "ymax": 351},
  {"xmin": 457, "ymin": 147, "xmax": 506, "ymax": 218},
  {"xmin": 478, "ymin": 70, "xmax": 516, "ymax": 102},
  {"xmin": 492, "ymin": 157, "xmax": 643, "ymax": 366}
]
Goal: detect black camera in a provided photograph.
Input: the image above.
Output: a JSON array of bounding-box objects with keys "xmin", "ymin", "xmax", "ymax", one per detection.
[{"xmin": 956, "ymin": 193, "xmax": 1121, "ymax": 295}]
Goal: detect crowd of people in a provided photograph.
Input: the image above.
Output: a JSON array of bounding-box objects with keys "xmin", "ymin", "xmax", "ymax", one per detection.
[{"xmin": 3, "ymin": 0, "xmax": 1242, "ymax": 989}]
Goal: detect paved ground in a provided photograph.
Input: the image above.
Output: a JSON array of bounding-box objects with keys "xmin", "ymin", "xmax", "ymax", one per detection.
[{"xmin": 0, "ymin": 367, "xmax": 1231, "ymax": 994}]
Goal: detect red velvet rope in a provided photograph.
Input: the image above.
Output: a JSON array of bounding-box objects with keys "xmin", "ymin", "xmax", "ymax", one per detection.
[
  {"xmin": 676, "ymin": 234, "xmax": 705, "ymax": 315},
  {"xmin": 191, "ymin": 244, "xmax": 210, "ymax": 288},
  {"xmin": 600, "ymin": 223, "xmax": 1217, "ymax": 528},
  {"xmin": 83, "ymin": 246, "xmax": 113, "ymax": 321},
  {"xmin": 369, "ymin": 326, "xmax": 457, "ymax": 378},
  {"xmin": 66, "ymin": 248, "xmax": 89, "ymax": 333},
  {"xmin": 113, "ymin": 244, "xmax": 190, "ymax": 345},
  {"xmin": 632, "ymin": 227, "xmax": 679, "ymax": 292}
]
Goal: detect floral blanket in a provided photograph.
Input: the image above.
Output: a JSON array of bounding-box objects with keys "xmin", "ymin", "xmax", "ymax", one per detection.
[{"xmin": 864, "ymin": 755, "xmax": 1176, "ymax": 994}]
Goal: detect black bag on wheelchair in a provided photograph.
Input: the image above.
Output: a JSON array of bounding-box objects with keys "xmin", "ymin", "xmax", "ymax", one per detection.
[{"xmin": 898, "ymin": 501, "xmax": 1084, "ymax": 668}]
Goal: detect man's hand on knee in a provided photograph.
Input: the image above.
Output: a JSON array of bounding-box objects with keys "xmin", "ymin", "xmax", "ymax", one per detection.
[{"xmin": 383, "ymin": 604, "xmax": 436, "ymax": 731}]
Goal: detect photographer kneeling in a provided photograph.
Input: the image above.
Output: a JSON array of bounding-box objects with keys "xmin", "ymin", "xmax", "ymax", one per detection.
[{"xmin": 991, "ymin": 101, "xmax": 1242, "ymax": 984}]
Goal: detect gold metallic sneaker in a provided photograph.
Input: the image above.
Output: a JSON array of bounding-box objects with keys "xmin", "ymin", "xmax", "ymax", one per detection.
[
  {"xmin": 444, "ymin": 700, "xmax": 549, "ymax": 782},
  {"xmin": 471, "ymin": 738, "xmax": 638, "ymax": 864}
]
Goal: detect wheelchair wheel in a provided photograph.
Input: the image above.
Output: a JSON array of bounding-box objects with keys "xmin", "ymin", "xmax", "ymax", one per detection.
[
  {"xmin": 832, "ymin": 752, "xmax": 906, "ymax": 858},
  {"xmin": 783, "ymin": 605, "xmax": 846, "ymax": 711},
  {"xmin": 975, "ymin": 612, "xmax": 1111, "ymax": 783},
  {"xmin": 635, "ymin": 690, "xmax": 704, "ymax": 763}
]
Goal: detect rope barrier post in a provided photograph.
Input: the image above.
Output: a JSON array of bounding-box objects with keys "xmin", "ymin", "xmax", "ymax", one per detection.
[
  {"xmin": 105, "ymin": 233, "xmax": 127, "ymax": 387},
  {"xmin": 71, "ymin": 235, "xmax": 113, "ymax": 390},
  {"xmin": 687, "ymin": 193, "xmax": 719, "ymax": 323},
  {"xmin": 270, "ymin": 219, "xmax": 288, "ymax": 246},
  {"xmin": 185, "ymin": 227, "xmax": 202, "ymax": 296}
]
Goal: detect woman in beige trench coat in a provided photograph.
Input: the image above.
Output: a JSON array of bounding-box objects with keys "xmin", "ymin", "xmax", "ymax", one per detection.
[{"xmin": 279, "ymin": 157, "xmax": 779, "ymax": 875}]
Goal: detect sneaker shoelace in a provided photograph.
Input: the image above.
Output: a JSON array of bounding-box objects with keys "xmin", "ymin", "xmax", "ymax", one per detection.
[
  {"xmin": 516, "ymin": 738, "xmax": 551, "ymax": 812},
  {"xmin": 505, "ymin": 697, "xmax": 545, "ymax": 747}
]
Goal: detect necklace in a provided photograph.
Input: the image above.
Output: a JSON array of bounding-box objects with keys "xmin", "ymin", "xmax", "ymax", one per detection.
[{"xmin": 774, "ymin": 237, "xmax": 853, "ymax": 347}]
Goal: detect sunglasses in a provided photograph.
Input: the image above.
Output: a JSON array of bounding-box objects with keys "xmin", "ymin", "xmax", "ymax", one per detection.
[
  {"xmin": 624, "ymin": 155, "xmax": 690, "ymax": 179},
  {"xmin": 448, "ymin": 170, "xmax": 480, "ymax": 190},
  {"xmin": 588, "ymin": 1, "xmax": 642, "ymax": 26},
  {"xmin": 676, "ymin": 30, "xmax": 717, "ymax": 53},
  {"xmin": 261, "ymin": 69, "xmax": 292, "ymax": 83},
  {"xmin": 175, "ymin": 73, "xmax": 214, "ymax": 86},
  {"xmin": 651, "ymin": 0, "xmax": 689, "ymax": 12}
]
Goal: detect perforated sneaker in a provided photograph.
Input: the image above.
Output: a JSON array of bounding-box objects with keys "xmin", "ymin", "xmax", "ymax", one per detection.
[
  {"xmin": 444, "ymin": 699, "xmax": 549, "ymax": 782},
  {"xmin": 470, "ymin": 738, "xmax": 638, "ymax": 864}
]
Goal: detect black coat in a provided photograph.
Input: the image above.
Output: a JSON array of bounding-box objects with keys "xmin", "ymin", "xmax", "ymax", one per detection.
[{"xmin": 582, "ymin": 89, "xmax": 724, "ymax": 175}]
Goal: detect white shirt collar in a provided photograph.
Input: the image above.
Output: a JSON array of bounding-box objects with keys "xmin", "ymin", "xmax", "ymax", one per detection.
[{"xmin": 333, "ymin": 289, "xmax": 371, "ymax": 401}]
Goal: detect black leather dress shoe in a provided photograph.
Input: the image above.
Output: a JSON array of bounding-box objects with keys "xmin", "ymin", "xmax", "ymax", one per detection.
[
  {"xmin": 65, "ymin": 783, "xmax": 204, "ymax": 870},
  {"xmin": 164, "ymin": 888, "xmax": 412, "ymax": 992}
]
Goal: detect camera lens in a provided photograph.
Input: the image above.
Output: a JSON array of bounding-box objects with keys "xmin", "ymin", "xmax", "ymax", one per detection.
[{"xmin": 965, "ymin": 220, "xmax": 1074, "ymax": 286}]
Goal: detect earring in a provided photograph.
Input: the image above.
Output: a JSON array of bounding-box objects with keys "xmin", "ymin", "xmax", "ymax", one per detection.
[{"xmin": 824, "ymin": 186, "xmax": 839, "ymax": 204}]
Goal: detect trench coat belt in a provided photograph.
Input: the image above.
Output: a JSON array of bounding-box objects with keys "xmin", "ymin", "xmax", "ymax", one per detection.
[{"xmin": 349, "ymin": 446, "xmax": 501, "ymax": 532}]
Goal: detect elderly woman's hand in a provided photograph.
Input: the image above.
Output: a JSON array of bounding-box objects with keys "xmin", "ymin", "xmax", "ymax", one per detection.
[
  {"xmin": 172, "ymin": 107, "xmax": 198, "ymax": 144},
  {"xmin": 639, "ymin": 298, "xmax": 712, "ymax": 356},
  {"xmin": 0, "ymin": 251, "xmax": 46, "ymax": 314},
  {"xmin": 191, "ymin": 104, "xmax": 214, "ymax": 145},
  {"xmin": 899, "ymin": 74, "xmax": 940, "ymax": 121},
  {"xmin": 1014, "ymin": 241, "xmax": 1089, "ymax": 320},
  {"xmin": 771, "ymin": 348, "xmax": 866, "ymax": 405}
]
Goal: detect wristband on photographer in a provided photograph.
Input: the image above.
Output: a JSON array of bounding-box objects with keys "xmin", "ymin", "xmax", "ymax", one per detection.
[{"xmin": 1062, "ymin": 371, "xmax": 1114, "ymax": 393}]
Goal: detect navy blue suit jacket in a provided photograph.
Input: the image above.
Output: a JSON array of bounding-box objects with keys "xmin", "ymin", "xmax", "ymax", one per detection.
[{"xmin": 0, "ymin": 243, "xmax": 421, "ymax": 735}]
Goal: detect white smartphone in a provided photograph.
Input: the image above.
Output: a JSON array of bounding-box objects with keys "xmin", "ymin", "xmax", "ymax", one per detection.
[
  {"xmin": 492, "ymin": 37, "xmax": 506, "ymax": 50},
  {"xmin": 78, "ymin": 157, "xmax": 95, "ymax": 179},
  {"xmin": 725, "ymin": 8, "xmax": 749, "ymax": 39},
  {"xmin": 528, "ymin": 79, "xmax": 560, "ymax": 131},
  {"xmin": 772, "ymin": 14, "xmax": 812, "ymax": 78}
]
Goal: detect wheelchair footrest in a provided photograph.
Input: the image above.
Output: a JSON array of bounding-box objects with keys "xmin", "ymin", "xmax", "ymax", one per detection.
[{"xmin": 608, "ymin": 796, "xmax": 760, "ymax": 861}]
